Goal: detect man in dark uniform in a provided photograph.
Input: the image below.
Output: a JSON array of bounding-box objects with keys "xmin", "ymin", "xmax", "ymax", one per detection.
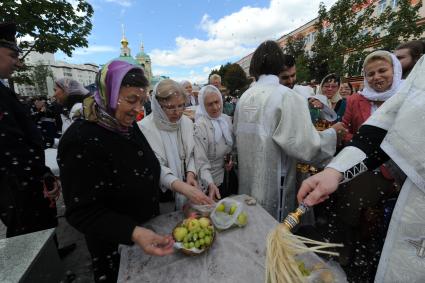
[{"xmin": 0, "ymin": 22, "xmax": 59, "ymax": 237}]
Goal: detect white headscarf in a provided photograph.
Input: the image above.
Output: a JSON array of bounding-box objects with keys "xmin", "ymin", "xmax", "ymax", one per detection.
[
  {"xmin": 309, "ymin": 94, "xmax": 338, "ymax": 122},
  {"xmin": 195, "ymin": 85, "xmax": 233, "ymax": 146},
  {"xmin": 151, "ymin": 81, "xmax": 182, "ymax": 132},
  {"xmin": 360, "ymin": 51, "xmax": 403, "ymax": 102}
]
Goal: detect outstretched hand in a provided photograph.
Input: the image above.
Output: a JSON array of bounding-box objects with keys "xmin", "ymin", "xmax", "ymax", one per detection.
[
  {"xmin": 297, "ymin": 168, "xmax": 343, "ymax": 206},
  {"xmin": 208, "ymin": 183, "xmax": 221, "ymax": 201},
  {"xmin": 132, "ymin": 227, "xmax": 175, "ymax": 256}
]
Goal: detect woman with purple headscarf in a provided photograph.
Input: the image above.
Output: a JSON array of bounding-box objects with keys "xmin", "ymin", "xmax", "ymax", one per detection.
[{"xmin": 58, "ymin": 61, "xmax": 174, "ymax": 283}]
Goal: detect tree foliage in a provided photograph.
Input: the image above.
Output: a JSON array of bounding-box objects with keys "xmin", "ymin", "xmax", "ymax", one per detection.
[
  {"xmin": 310, "ymin": 0, "xmax": 376, "ymax": 80},
  {"xmin": 309, "ymin": 0, "xmax": 425, "ymax": 80},
  {"xmin": 223, "ymin": 63, "xmax": 249, "ymax": 96},
  {"xmin": 31, "ymin": 61, "xmax": 53, "ymax": 96},
  {"xmin": 209, "ymin": 62, "xmax": 232, "ymax": 83},
  {"xmin": 284, "ymin": 35, "xmax": 312, "ymax": 83},
  {"xmin": 0, "ymin": 0, "xmax": 93, "ymax": 59},
  {"xmin": 376, "ymin": 0, "xmax": 425, "ymax": 50},
  {"xmin": 284, "ymin": 36, "xmax": 306, "ymax": 59}
]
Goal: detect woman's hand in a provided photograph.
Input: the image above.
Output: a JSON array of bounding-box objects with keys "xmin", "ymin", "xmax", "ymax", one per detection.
[
  {"xmin": 208, "ymin": 183, "xmax": 221, "ymax": 201},
  {"xmin": 172, "ymin": 180, "xmax": 215, "ymax": 205},
  {"xmin": 331, "ymin": 122, "xmax": 347, "ymax": 133},
  {"xmin": 224, "ymin": 160, "xmax": 233, "ymax": 172},
  {"xmin": 331, "ymin": 122, "xmax": 348, "ymax": 145},
  {"xmin": 186, "ymin": 171, "xmax": 198, "ymax": 187},
  {"xmin": 131, "ymin": 226, "xmax": 174, "ymax": 256},
  {"xmin": 186, "ymin": 185, "xmax": 215, "ymax": 205},
  {"xmin": 43, "ymin": 175, "xmax": 61, "ymax": 201},
  {"xmin": 297, "ymin": 168, "xmax": 343, "ymax": 206}
]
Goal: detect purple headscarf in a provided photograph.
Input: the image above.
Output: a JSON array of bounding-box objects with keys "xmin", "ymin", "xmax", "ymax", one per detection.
[
  {"xmin": 94, "ymin": 60, "xmax": 142, "ymax": 114},
  {"xmin": 83, "ymin": 60, "xmax": 144, "ymax": 135}
]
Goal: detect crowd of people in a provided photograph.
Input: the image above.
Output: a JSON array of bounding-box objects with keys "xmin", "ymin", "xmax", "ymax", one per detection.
[{"xmin": 2, "ymin": 20, "xmax": 425, "ymax": 283}]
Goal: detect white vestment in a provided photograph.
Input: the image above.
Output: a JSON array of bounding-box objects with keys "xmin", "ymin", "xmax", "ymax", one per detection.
[
  {"xmin": 234, "ymin": 75, "xmax": 336, "ymax": 221},
  {"xmin": 327, "ymin": 56, "xmax": 425, "ymax": 282}
]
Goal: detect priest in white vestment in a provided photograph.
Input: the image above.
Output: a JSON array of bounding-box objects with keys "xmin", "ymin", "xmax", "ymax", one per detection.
[
  {"xmin": 298, "ymin": 55, "xmax": 425, "ymax": 282},
  {"xmin": 234, "ymin": 41, "xmax": 338, "ymax": 221}
]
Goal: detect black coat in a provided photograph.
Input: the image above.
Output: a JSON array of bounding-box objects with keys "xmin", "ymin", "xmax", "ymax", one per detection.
[
  {"xmin": 58, "ymin": 119, "xmax": 161, "ymax": 245},
  {"xmin": 0, "ymin": 83, "xmax": 57, "ymax": 237}
]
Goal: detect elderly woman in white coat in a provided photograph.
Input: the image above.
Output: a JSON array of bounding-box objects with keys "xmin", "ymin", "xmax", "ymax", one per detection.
[
  {"xmin": 194, "ymin": 85, "xmax": 233, "ymax": 200},
  {"xmin": 138, "ymin": 79, "xmax": 213, "ymax": 210}
]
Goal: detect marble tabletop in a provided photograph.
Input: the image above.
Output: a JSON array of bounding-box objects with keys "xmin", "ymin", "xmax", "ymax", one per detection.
[
  {"xmin": 118, "ymin": 195, "xmax": 286, "ymax": 282},
  {"xmin": 118, "ymin": 195, "xmax": 347, "ymax": 283},
  {"xmin": 0, "ymin": 228, "xmax": 55, "ymax": 282}
]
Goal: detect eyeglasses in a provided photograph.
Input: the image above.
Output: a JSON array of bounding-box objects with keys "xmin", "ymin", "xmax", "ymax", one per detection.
[
  {"xmin": 118, "ymin": 95, "xmax": 147, "ymax": 111},
  {"xmin": 322, "ymin": 84, "xmax": 339, "ymax": 89},
  {"xmin": 160, "ymin": 103, "xmax": 185, "ymax": 113}
]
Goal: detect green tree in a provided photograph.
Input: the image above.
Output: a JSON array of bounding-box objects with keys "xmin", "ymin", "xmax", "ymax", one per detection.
[
  {"xmin": 1, "ymin": 0, "xmax": 93, "ymax": 59},
  {"xmin": 284, "ymin": 35, "xmax": 306, "ymax": 59},
  {"xmin": 376, "ymin": 0, "xmax": 425, "ymax": 50},
  {"xmin": 208, "ymin": 62, "xmax": 231, "ymax": 83},
  {"xmin": 31, "ymin": 61, "xmax": 53, "ymax": 96},
  {"xmin": 1, "ymin": 0, "xmax": 93, "ymax": 90},
  {"xmin": 310, "ymin": 0, "xmax": 376, "ymax": 79},
  {"xmin": 223, "ymin": 63, "xmax": 249, "ymax": 96},
  {"xmin": 283, "ymin": 35, "xmax": 312, "ymax": 83}
]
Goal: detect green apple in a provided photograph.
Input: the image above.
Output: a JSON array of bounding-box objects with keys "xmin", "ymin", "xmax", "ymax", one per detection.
[
  {"xmin": 173, "ymin": 227, "xmax": 188, "ymax": 242},
  {"xmin": 237, "ymin": 212, "xmax": 248, "ymax": 227},
  {"xmin": 187, "ymin": 218, "xmax": 200, "ymax": 231},
  {"xmin": 189, "ymin": 242, "xmax": 195, "ymax": 248},
  {"xmin": 198, "ymin": 217, "xmax": 211, "ymax": 228},
  {"xmin": 183, "ymin": 242, "xmax": 190, "ymax": 249},
  {"xmin": 216, "ymin": 203, "xmax": 225, "ymax": 212},
  {"xmin": 198, "ymin": 231, "xmax": 205, "ymax": 239},
  {"xmin": 229, "ymin": 204, "xmax": 237, "ymax": 215}
]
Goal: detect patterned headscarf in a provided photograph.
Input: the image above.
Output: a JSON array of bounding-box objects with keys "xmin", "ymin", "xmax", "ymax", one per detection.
[{"xmin": 83, "ymin": 60, "xmax": 143, "ymax": 135}]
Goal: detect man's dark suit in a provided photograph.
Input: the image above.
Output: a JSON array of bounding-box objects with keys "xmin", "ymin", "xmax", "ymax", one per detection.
[{"xmin": 0, "ymin": 82, "xmax": 57, "ymax": 237}]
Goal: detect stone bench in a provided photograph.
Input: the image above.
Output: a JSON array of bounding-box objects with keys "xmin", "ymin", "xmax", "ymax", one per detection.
[{"xmin": 0, "ymin": 228, "xmax": 64, "ymax": 283}]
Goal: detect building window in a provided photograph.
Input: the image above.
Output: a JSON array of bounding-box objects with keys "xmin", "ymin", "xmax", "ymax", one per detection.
[{"xmin": 378, "ymin": 0, "xmax": 387, "ymax": 14}]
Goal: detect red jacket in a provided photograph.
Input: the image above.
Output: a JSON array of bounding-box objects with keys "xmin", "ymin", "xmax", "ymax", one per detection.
[
  {"xmin": 342, "ymin": 93, "xmax": 372, "ymax": 143},
  {"xmin": 342, "ymin": 93, "xmax": 393, "ymax": 180}
]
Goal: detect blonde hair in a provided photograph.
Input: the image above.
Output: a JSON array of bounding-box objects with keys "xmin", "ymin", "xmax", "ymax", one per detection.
[
  {"xmin": 363, "ymin": 50, "xmax": 393, "ymax": 69},
  {"xmin": 154, "ymin": 79, "xmax": 186, "ymax": 100},
  {"xmin": 209, "ymin": 74, "xmax": 221, "ymax": 84}
]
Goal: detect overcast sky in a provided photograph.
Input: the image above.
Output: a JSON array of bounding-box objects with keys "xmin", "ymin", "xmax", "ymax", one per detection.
[{"xmin": 57, "ymin": 0, "xmax": 337, "ymax": 83}]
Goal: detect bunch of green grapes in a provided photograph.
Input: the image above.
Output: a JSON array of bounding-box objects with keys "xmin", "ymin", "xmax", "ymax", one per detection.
[{"xmin": 182, "ymin": 225, "xmax": 214, "ymax": 250}]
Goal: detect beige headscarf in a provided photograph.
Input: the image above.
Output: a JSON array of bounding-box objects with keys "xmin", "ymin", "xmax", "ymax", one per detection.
[{"xmin": 316, "ymin": 73, "xmax": 342, "ymax": 109}]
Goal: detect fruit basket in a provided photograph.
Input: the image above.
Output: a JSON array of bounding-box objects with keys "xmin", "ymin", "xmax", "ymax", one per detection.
[{"xmin": 172, "ymin": 216, "xmax": 216, "ymax": 256}]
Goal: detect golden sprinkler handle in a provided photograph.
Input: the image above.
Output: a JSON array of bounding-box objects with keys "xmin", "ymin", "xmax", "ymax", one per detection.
[{"xmin": 282, "ymin": 203, "xmax": 309, "ymax": 231}]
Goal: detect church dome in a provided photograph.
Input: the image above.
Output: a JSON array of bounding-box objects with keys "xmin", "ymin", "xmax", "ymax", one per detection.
[
  {"xmin": 136, "ymin": 42, "xmax": 150, "ymax": 59},
  {"xmin": 111, "ymin": 55, "xmax": 140, "ymax": 66}
]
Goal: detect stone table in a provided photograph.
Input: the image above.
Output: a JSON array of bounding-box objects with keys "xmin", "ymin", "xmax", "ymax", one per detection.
[
  {"xmin": 0, "ymin": 228, "xmax": 64, "ymax": 283},
  {"xmin": 118, "ymin": 195, "xmax": 273, "ymax": 282},
  {"xmin": 118, "ymin": 195, "xmax": 346, "ymax": 283}
]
